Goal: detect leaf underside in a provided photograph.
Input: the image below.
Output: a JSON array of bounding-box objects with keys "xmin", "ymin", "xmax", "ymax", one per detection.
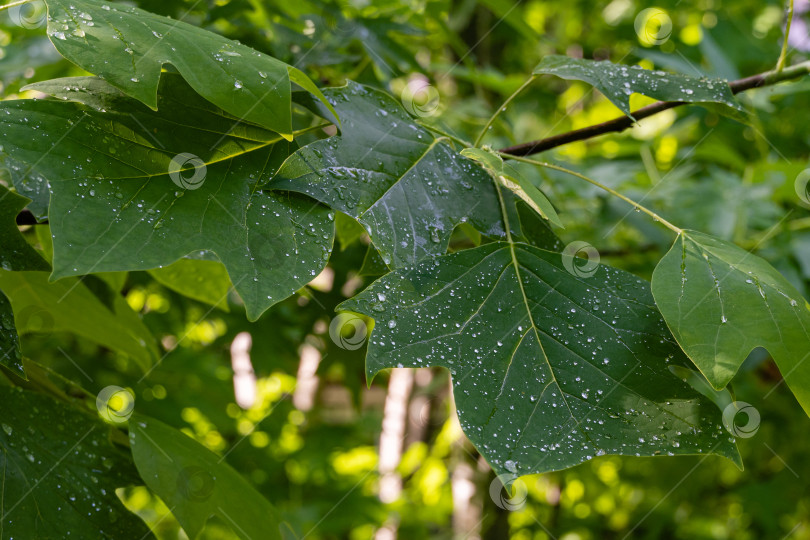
[
  {"xmin": 148, "ymin": 258, "xmax": 232, "ymax": 311},
  {"xmin": 0, "ymin": 270, "xmax": 159, "ymax": 372}
]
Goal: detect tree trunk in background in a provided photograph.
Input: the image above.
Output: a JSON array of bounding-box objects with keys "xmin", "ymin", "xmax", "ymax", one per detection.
[
  {"xmin": 375, "ymin": 368, "xmax": 415, "ymax": 540},
  {"xmin": 449, "ymin": 377, "xmax": 485, "ymax": 540}
]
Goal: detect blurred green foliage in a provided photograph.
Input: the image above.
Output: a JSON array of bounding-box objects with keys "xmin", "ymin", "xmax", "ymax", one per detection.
[{"xmin": 2, "ymin": 0, "xmax": 810, "ymax": 538}]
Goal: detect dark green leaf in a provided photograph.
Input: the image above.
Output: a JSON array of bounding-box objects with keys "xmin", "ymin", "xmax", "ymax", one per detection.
[
  {"xmin": 533, "ymin": 55, "xmax": 742, "ymax": 118},
  {"xmin": 2, "ymin": 75, "xmax": 334, "ymax": 321},
  {"xmin": 335, "ymin": 211, "xmax": 367, "ymax": 251},
  {"xmin": 341, "ymin": 242, "xmax": 740, "ymax": 476},
  {"xmin": 478, "ymin": 0, "xmax": 538, "ymax": 40},
  {"xmin": 318, "ymin": 8, "xmax": 423, "ymax": 77},
  {"xmin": 0, "ymin": 387, "xmax": 152, "ymax": 538},
  {"xmin": 43, "ymin": 0, "xmax": 334, "ymax": 138},
  {"xmin": 0, "ymin": 184, "xmax": 49, "ymax": 272},
  {"xmin": 651, "ymin": 230, "xmax": 810, "ymax": 413},
  {"xmin": 358, "ymin": 245, "xmax": 390, "ymax": 278},
  {"xmin": 130, "ymin": 415, "xmax": 289, "ymax": 540},
  {"xmin": 0, "ymin": 289, "xmax": 23, "ymax": 377},
  {"xmin": 271, "ymin": 81, "xmax": 504, "ymax": 267},
  {"xmin": 513, "ymin": 201, "xmax": 565, "ymax": 252}
]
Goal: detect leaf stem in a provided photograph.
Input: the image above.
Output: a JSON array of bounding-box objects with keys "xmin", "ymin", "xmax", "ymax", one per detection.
[
  {"xmin": 419, "ymin": 122, "xmax": 474, "ymax": 148},
  {"xmin": 777, "ymin": 0, "xmax": 795, "ymax": 72},
  {"xmin": 500, "ymin": 153, "xmax": 683, "ymax": 235},
  {"xmin": 474, "ymin": 75, "xmax": 536, "ymax": 147},
  {"xmin": 789, "ymin": 216, "xmax": 810, "ymax": 231},
  {"xmin": 492, "ymin": 175, "xmax": 513, "ymax": 243},
  {"xmin": 293, "ymin": 122, "xmax": 333, "ymax": 137},
  {"xmin": 0, "ymin": 0, "xmax": 31, "ymax": 11}
]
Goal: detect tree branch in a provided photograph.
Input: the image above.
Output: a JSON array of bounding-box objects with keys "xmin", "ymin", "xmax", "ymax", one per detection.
[{"xmin": 499, "ymin": 61, "xmax": 810, "ymax": 157}]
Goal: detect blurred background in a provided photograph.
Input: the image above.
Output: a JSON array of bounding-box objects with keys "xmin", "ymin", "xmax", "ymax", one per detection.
[{"xmin": 3, "ymin": 0, "xmax": 810, "ymax": 538}]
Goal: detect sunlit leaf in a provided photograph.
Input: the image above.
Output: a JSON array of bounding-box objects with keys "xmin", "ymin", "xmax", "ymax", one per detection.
[
  {"xmin": 460, "ymin": 148, "xmax": 562, "ymax": 228},
  {"xmin": 652, "ymin": 230, "xmax": 810, "ymax": 414},
  {"xmin": 0, "ymin": 270, "xmax": 158, "ymax": 372},
  {"xmin": 130, "ymin": 415, "xmax": 290, "ymax": 540},
  {"xmin": 149, "ymin": 258, "xmax": 231, "ymax": 311}
]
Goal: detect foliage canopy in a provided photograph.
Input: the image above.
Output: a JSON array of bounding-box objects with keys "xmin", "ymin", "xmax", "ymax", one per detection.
[{"xmin": 1, "ymin": 0, "xmax": 810, "ymax": 538}]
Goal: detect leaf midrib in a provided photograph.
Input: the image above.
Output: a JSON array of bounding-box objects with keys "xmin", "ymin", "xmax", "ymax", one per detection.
[{"xmin": 491, "ymin": 177, "xmax": 580, "ymax": 437}]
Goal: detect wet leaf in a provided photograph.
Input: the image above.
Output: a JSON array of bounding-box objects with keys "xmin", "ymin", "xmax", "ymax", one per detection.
[
  {"xmin": 0, "ymin": 184, "xmax": 49, "ymax": 272},
  {"xmin": 0, "ymin": 289, "xmax": 22, "ymax": 376},
  {"xmin": 341, "ymin": 241, "xmax": 740, "ymax": 476},
  {"xmin": 42, "ymin": 0, "xmax": 334, "ymax": 138},
  {"xmin": 0, "ymin": 387, "xmax": 152, "ymax": 538},
  {"xmin": 271, "ymin": 81, "xmax": 504, "ymax": 267},
  {"xmin": 533, "ymin": 55, "xmax": 742, "ymax": 118},
  {"xmin": 1, "ymin": 74, "xmax": 334, "ymax": 321},
  {"xmin": 652, "ymin": 230, "xmax": 810, "ymax": 413}
]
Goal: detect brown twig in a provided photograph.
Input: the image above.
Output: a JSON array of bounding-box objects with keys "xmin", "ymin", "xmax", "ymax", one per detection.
[{"xmin": 499, "ymin": 61, "xmax": 810, "ymax": 157}]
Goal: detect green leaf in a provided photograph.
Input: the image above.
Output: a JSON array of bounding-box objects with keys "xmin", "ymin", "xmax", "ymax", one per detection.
[
  {"xmin": 533, "ymin": 55, "xmax": 742, "ymax": 118},
  {"xmin": 42, "ymin": 0, "xmax": 334, "ymax": 138},
  {"xmin": 340, "ymin": 242, "xmax": 740, "ymax": 476},
  {"xmin": 271, "ymin": 81, "xmax": 505, "ymax": 267},
  {"xmin": 358, "ymin": 245, "xmax": 390, "ymax": 278},
  {"xmin": 33, "ymin": 224, "xmax": 129, "ymax": 294},
  {"xmin": 651, "ymin": 230, "xmax": 810, "ymax": 412},
  {"xmin": 320, "ymin": 10, "xmax": 423, "ymax": 77},
  {"xmin": 478, "ymin": 0, "xmax": 539, "ymax": 40},
  {"xmin": 513, "ymin": 201, "xmax": 565, "ymax": 252},
  {"xmin": 0, "ymin": 184, "xmax": 50, "ymax": 272},
  {"xmin": 459, "ymin": 147, "xmax": 504, "ymax": 173},
  {"xmin": 148, "ymin": 258, "xmax": 231, "ymax": 311},
  {"xmin": 0, "ymin": 271, "xmax": 158, "ymax": 372},
  {"xmin": 500, "ymin": 168, "xmax": 562, "ymax": 228},
  {"xmin": 0, "ymin": 387, "xmax": 152, "ymax": 538},
  {"xmin": 2, "ymin": 75, "xmax": 334, "ymax": 321},
  {"xmin": 458, "ymin": 151, "xmax": 562, "ymax": 228},
  {"xmin": 335, "ymin": 212, "xmax": 367, "ymax": 251},
  {"xmin": 668, "ymin": 365, "xmax": 734, "ymax": 411},
  {"xmin": 130, "ymin": 415, "xmax": 289, "ymax": 540},
  {"xmin": 0, "ymin": 289, "xmax": 23, "ymax": 377}
]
